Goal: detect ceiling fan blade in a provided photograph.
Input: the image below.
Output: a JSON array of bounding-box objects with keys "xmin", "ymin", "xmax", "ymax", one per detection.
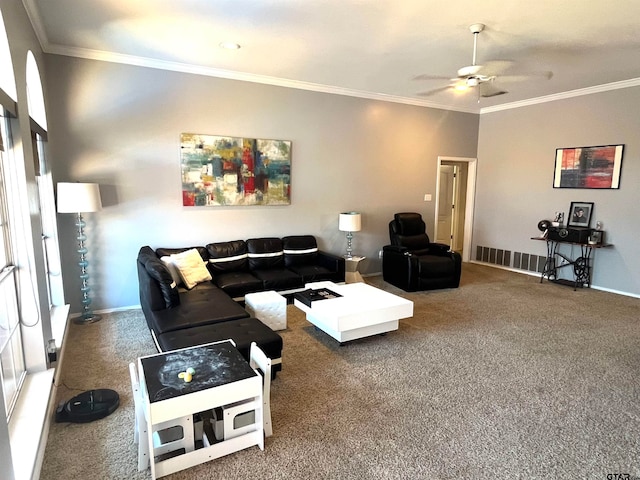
[
  {"xmin": 476, "ymin": 60, "xmax": 514, "ymax": 77},
  {"xmin": 413, "ymin": 73, "xmax": 453, "ymax": 81},
  {"xmin": 480, "ymin": 82, "xmax": 508, "ymax": 98},
  {"xmin": 497, "ymin": 71, "xmax": 553, "ymax": 83},
  {"xmin": 416, "ymin": 86, "xmax": 454, "ymax": 97}
]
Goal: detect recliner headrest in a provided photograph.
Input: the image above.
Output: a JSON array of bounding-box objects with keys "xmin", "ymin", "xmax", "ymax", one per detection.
[{"xmin": 394, "ymin": 213, "xmax": 426, "ymax": 236}]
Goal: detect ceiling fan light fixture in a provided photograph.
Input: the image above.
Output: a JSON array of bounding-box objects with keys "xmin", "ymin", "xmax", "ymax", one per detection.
[
  {"xmin": 457, "ymin": 65, "xmax": 483, "ymax": 77},
  {"xmin": 413, "ymin": 22, "xmax": 550, "ymax": 100}
]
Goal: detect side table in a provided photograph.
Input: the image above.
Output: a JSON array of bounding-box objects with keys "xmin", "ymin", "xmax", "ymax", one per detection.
[{"xmin": 345, "ymin": 255, "xmax": 366, "ymax": 283}]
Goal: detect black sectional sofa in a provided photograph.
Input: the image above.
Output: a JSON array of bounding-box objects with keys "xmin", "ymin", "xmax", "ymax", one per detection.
[{"xmin": 137, "ymin": 235, "xmax": 345, "ymax": 374}]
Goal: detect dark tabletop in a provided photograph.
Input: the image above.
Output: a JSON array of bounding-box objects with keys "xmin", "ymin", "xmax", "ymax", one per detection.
[{"xmin": 140, "ymin": 341, "xmax": 257, "ymax": 403}]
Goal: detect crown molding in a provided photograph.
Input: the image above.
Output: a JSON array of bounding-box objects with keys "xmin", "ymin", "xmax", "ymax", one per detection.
[
  {"xmin": 21, "ymin": 0, "xmax": 48, "ymax": 50},
  {"xmin": 479, "ymin": 78, "xmax": 640, "ymax": 114},
  {"xmin": 44, "ymin": 44, "xmax": 480, "ymax": 114},
  {"xmin": 47, "ymin": 44, "xmax": 640, "ymax": 116},
  {"xmin": 25, "ymin": 10, "xmax": 639, "ymax": 118}
]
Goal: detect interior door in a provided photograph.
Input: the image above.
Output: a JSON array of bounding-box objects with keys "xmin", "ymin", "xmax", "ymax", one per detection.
[
  {"xmin": 436, "ymin": 165, "xmax": 455, "ymax": 244},
  {"xmin": 436, "ymin": 156, "xmax": 476, "ymax": 262}
]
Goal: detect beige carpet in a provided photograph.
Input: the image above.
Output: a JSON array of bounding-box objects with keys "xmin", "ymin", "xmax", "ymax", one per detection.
[{"xmin": 40, "ymin": 264, "xmax": 640, "ymax": 479}]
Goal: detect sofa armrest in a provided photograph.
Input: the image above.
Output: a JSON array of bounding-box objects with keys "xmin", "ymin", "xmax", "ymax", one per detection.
[
  {"xmin": 429, "ymin": 242, "xmax": 451, "ymax": 254},
  {"xmin": 137, "ymin": 246, "xmax": 181, "ymax": 312},
  {"xmin": 382, "ymin": 245, "xmax": 419, "ymax": 290},
  {"xmin": 383, "ymin": 245, "xmax": 410, "ymax": 255},
  {"xmin": 317, "ymin": 250, "xmax": 346, "ymax": 279}
]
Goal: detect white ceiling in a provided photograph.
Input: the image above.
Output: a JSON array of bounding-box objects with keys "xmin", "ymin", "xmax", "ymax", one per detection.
[{"xmin": 23, "ymin": 0, "xmax": 640, "ymax": 113}]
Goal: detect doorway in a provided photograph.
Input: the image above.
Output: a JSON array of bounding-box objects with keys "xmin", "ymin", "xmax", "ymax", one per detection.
[{"xmin": 434, "ymin": 156, "xmax": 477, "ymax": 262}]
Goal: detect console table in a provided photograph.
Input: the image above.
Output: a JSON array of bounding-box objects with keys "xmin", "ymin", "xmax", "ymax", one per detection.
[
  {"xmin": 531, "ymin": 237, "xmax": 612, "ymax": 290},
  {"xmin": 137, "ymin": 340, "xmax": 263, "ymax": 479}
]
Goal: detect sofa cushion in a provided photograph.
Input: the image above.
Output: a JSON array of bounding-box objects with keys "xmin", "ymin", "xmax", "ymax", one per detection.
[
  {"xmin": 286, "ymin": 264, "xmax": 337, "ymax": 284},
  {"xmin": 397, "ymin": 234, "xmax": 431, "ymax": 252},
  {"xmin": 138, "ymin": 247, "xmax": 180, "ymax": 309},
  {"xmin": 283, "ymin": 235, "xmax": 319, "ymax": 267},
  {"xmin": 170, "ymin": 248, "xmax": 212, "ymax": 289},
  {"xmin": 214, "ymin": 271, "xmax": 264, "ymax": 298},
  {"xmin": 147, "ymin": 287, "xmax": 250, "ymax": 335},
  {"xmin": 416, "ymin": 255, "xmax": 456, "ymax": 278},
  {"xmin": 247, "ymin": 237, "xmax": 284, "ymax": 270},
  {"xmin": 394, "ymin": 212, "xmax": 427, "ymax": 236},
  {"xmin": 156, "ymin": 246, "xmax": 209, "ymax": 262},
  {"xmin": 391, "ymin": 213, "xmax": 432, "ymax": 251},
  {"xmin": 251, "ymin": 268, "xmax": 303, "ymax": 291},
  {"xmin": 160, "ymin": 255, "xmax": 183, "ymax": 286},
  {"xmin": 206, "ymin": 240, "xmax": 249, "ymax": 273},
  {"xmin": 156, "ymin": 318, "xmax": 283, "ymax": 373}
]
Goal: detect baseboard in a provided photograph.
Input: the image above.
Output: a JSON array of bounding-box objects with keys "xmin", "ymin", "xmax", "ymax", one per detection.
[
  {"xmin": 68, "ymin": 304, "xmax": 142, "ymax": 318},
  {"xmin": 469, "ymin": 260, "xmax": 539, "ymax": 277},
  {"xmin": 361, "ymin": 272, "xmax": 381, "ymax": 278},
  {"xmin": 590, "ymin": 284, "xmax": 640, "ymax": 299},
  {"xmin": 470, "ymin": 260, "xmax": 640, "ymax": 299}
]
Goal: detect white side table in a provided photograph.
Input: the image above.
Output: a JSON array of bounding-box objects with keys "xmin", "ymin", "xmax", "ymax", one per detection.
[{"xmin": 344, "ymin": 255, "xmax": 366, "ymax": 283}]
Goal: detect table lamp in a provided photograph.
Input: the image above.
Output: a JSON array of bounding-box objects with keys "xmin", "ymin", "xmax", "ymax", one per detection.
[
  {"xmin": 339, "ymin": 212, "xmax": 361, "ymax": 258},
  {"xmin": 57, "ymin": 182, "xmax": 102, "ymax": 324}
]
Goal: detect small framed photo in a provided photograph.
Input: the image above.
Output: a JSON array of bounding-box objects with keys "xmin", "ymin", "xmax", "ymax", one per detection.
[{"xmin": 568, "ymin": 201, "xmax": 594, "ymax": 228}]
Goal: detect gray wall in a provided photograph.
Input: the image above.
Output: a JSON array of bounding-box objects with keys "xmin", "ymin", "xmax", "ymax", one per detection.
[
  {"xmin": 475, "ymin": 87, "xmax": 640, "ymax": 296},
  {"xmin": 44, "ymin": 55, "xmax": 479, "ymax": 312}
]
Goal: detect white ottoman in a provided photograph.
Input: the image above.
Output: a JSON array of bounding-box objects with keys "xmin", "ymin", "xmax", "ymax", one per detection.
[{"xmin": 245, "ymin": 291, "xmax": 287, "ymax": 331}]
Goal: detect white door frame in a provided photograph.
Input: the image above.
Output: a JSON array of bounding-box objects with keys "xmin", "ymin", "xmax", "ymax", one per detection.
[{"xmin": 434, "ymin": 156, "xmax": 477, "ymax": 262}]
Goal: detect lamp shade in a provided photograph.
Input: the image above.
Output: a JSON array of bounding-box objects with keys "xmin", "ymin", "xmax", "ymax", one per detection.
[
  {"xmin": 339, "ymin": 212, "xmax": 361, "ymax": 232},
  {"xmin": 57, "ymin": 182, "xmax": 102, "ymax": 213}
]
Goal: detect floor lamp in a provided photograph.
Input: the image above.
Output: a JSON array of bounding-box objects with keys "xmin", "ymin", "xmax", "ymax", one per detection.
[
  {"xmin": 339, "ymin": 212, "xmax": 361, "ymax": 258},
  {"xmin": 57, "ymin": 182, "xmax": 103, "ymax": 324}
]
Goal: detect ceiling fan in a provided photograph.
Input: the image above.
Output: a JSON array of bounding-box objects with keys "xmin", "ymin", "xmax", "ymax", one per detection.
[{"xmin": 414, "ymin": 23, "xmax": 551, "ymax": 100}]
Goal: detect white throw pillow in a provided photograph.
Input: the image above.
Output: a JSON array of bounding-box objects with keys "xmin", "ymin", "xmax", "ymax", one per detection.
[
  {"xmin": 170, "ymin": 249, "xmax": 212, "ymax": 289},
  {"xmin": 160, "ymin": 256, "xmax": 182, "ymax": 286}
]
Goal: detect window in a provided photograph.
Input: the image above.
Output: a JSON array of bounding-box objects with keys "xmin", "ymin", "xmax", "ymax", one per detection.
[
  {"xmin": 27, "ymin": 51, "xmax": 62, "ymax": 310},
  {"xmin": 1, "ymin": 7, "xmax": 61, "ymax": 478},
  {"xmin": 34, "ymin": 133, "xmax": 62, "ymax": 307},
  {"xmin": 0, "ymin": 105, "xmax": 26, "ymax": 419},
  {"xmin": 1, "ymin": 5, "xmax": 25, "ymax": 422}
]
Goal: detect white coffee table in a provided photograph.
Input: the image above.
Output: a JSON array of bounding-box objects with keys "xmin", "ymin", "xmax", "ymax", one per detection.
[{"xmin": 293, "ymin": 281, "xmax": 413, "ymax": 343}]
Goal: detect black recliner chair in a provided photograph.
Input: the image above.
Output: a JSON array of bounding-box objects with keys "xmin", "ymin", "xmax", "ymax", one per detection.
[{"xmin": 382, "ymin": 212, "xmax": 462, "ymax": 291}]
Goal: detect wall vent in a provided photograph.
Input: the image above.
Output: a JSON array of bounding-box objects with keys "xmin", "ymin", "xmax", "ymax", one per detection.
[{"xmin": 475, "ymin": 245, "xmax": 544, "ymax": 273}]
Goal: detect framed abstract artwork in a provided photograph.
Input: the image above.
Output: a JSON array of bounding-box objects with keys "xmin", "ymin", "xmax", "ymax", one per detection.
[
  {"xmin": 180, "ymin": 133, "xmax": 292, "ymax": 206},
  {"xmin": 553, "ymin": 144, "xmax": 624, "ymax": 189}
]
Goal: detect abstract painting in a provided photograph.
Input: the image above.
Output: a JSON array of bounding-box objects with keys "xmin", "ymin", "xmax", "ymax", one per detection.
[
  {"xmin": 180, "ymin": 133, "xmax": 292, "ymax": 206},
  {"xmin": 553, "ymin": 144, "xmax": 624, "ymax": 189}
]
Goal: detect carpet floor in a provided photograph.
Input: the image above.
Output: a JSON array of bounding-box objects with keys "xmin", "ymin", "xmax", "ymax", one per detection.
[{"xmin": 40, "ymin": 264, "xmax": 640, "ymax": 479}]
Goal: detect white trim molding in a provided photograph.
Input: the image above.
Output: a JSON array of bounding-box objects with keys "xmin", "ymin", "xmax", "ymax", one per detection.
[{"xmin": 480, "ymin": 78, "xmax": 640, "ymax": 114}]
